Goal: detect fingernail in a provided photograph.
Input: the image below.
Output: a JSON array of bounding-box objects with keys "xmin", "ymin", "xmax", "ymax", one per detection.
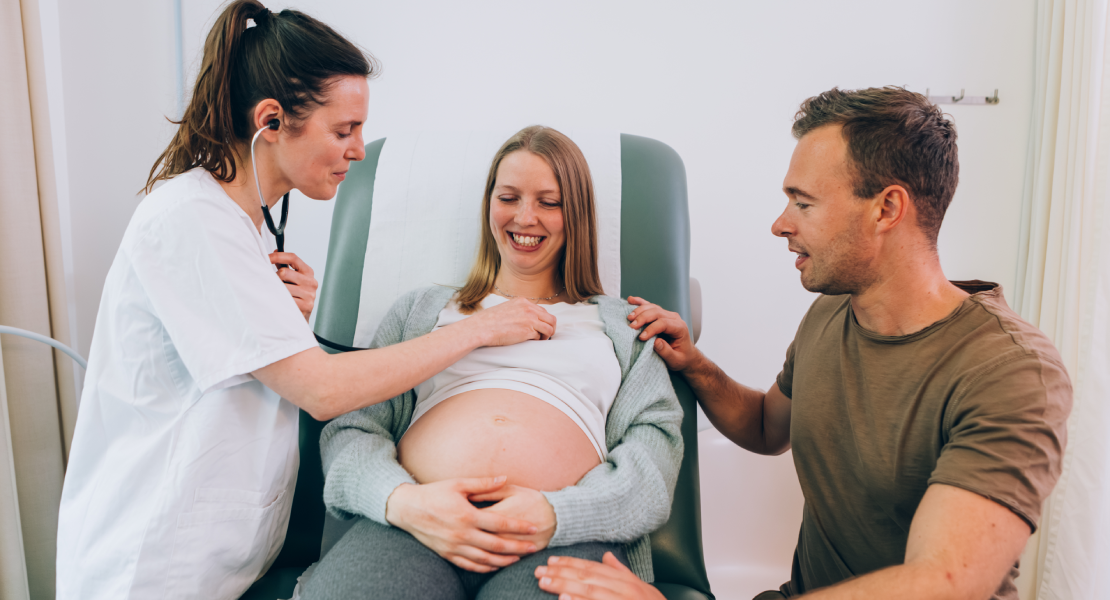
[
  {"xmin": 528, "ymin": 526, "xmax": 538, "ymax": 534},
  {"xmin": 561, "ymin": 594, "xmax": 572, "ymax": 600},
  {"xmin": 528, "ymin": 544, "xmax": 538, "ymax": 552},
  {"xmin": 535, "ymin": 566, "xmax": 547, "ymax": 576},
  {"xmin": 541, "ymin": 577, "xmax": 551, "ymax": 586},
  {"xmin": 549, "ymin": 556, "xmax": 559, "ymax": 564}
]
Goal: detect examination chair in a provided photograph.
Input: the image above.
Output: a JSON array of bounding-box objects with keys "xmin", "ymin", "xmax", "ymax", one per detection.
[{"xmin": 242, "ymin": 134, "xmax": 713, "ymax": 600}]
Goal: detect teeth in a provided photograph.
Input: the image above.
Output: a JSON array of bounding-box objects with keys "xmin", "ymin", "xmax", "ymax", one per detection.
[{"xmin": 511, "ymin": 233, "xmax": 541, "ymax": 247}]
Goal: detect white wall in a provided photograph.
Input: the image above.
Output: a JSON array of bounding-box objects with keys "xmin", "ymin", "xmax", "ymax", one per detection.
[
  {"xmin": 57, "ymin": 0, "xmax": 179, "ymax": 361},
  {"xmin": 53, "ymin": 1, "xmax": 1036, "ymax": 598}
]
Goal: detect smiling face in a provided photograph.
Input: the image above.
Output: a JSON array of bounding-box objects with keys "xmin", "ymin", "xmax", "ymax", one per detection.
[
  {"xmin": 489, "ymin": 150, "xmax": 567, "ymax": 284},
  {"xmin": 272, "ymin": 75, "xmax": 369, "ymax": 200},
  {"xmin": 773, "ymin": 124, "xmax": 880, "ymax": 296}
]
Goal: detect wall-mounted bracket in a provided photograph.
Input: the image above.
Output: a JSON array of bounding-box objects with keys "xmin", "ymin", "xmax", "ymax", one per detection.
[{"xmin": 925, "ymin": 89, "xmax": 1000, "ymax": 105}]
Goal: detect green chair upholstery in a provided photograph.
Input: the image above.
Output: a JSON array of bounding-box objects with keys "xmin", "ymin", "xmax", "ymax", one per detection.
[{"xmin": 241, "ymin": 134, "xmax": 713, "ymax": 600}]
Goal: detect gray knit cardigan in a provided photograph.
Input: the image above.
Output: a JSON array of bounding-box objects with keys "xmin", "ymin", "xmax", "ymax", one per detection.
[{"xmin": 319, "ymin": 285, "xmax": 684, "ymax": 581}]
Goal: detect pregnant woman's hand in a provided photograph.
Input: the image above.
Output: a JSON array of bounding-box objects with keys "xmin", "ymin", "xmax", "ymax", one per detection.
[
  {"xmin": 385, "ymin": 477, "xmax": 541, "ymax": 573},
  {"xmin": 466, "ymin": 297, "xmax": 557, "ymax": 345},
  {"xmin": 471, "ymin": 485, "xmax": 557, "ymax": 550}
]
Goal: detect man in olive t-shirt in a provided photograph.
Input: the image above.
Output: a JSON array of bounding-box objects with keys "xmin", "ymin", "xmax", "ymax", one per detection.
[
  {"xmin": 533, "ymin": 87, "xmax": 1071, "ymax": 600},
  {"xmin": 776, "ymin": 280, "xmax": 1069, "ymax": 597}
]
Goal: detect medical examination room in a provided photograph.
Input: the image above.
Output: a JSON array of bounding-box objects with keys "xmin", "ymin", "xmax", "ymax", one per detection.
[{"xmin": 2, "ymin": 0, "xmax": 1109, "ymax": 599}]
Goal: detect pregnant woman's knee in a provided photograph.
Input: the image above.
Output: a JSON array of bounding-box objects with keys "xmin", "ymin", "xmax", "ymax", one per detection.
[{"xmin": 300, "ymin": 519, "xmax": 465, "ymax": 600}]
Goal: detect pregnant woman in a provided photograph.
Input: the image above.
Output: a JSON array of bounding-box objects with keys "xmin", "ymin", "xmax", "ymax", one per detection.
[{"xmin": 301, "ymin": 126, "xmax": 684, "ymax": 599}]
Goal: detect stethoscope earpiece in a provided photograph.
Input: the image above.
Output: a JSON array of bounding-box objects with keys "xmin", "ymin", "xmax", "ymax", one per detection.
[{"xmin": 267, "ymin": 119, "xmax": 280, "ymax": 131}]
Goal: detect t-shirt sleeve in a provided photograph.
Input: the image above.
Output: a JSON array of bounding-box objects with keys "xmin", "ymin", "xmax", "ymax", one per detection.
[
  {"xmin": 776, "ymin": 296, "xmax": 831, "ymax": 400},
  {"xmin": 127, "ymin": 200, "xmax": 318, "ymax": 394},
  {"xmin": 775, "ymin": 339, "xmax": 797, "ymax": 399},
  {"xmin": 928, "ymin": 351, "xmax": 1072, "ymax": 531}
]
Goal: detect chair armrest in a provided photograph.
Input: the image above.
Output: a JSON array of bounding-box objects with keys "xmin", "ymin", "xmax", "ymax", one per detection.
[{"xmin": 655, "ymin": 581, "xmax": 716, "ymax": 600}]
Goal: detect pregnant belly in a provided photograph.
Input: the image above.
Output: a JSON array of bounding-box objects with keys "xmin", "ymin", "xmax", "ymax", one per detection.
[{"xmin": 397, "ymin": 389, "xmax": 602, "ymax": 491}]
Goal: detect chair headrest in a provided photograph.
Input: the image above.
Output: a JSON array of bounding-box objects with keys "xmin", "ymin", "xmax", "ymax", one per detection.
[{"xmin": 353, "ymin": 129, "xmax": 622, "ymax": 346}]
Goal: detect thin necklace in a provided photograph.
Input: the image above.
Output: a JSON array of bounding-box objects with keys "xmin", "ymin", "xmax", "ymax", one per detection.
[{"xmin": 494, "ymin": 284, "xmax": 564, "ymax": 301}]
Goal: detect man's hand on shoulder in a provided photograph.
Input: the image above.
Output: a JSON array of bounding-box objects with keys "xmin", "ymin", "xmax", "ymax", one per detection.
[
  {"xmin": 626, "ymin": 296, "xmax": 702, "ymax": 372},
  {"xmin": 627, "ymin": 295, "xmax": 790, "ymax": 454}
]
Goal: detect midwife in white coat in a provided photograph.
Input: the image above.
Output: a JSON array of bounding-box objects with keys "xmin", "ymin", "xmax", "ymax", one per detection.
[{"xmin": 55, "ymin": 2, "xmax": 555, "ymax": 598}]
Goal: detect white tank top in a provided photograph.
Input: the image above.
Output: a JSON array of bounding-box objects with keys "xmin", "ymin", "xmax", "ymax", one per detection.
[{"xmin": 410, "ymin": 294, "xmax": 622, "ymax": 459}]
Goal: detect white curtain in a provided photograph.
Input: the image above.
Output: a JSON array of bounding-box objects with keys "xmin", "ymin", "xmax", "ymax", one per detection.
[
  {"xmin": 1, "ymin": 0, "xmax": 76, "ymax": 597},
  {"xmin": 1015, "ymin": 0, "xmax": 1110, "ymax": 598}
]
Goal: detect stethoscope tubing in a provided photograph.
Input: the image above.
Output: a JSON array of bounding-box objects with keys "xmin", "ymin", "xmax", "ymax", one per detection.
[
  {"xmin": 251, "ymin": 127, "xmax": 290, "ymax": 267},
  {"xmin": 250, "ymin": 126, "xmax": 366, "ymax": 353}
]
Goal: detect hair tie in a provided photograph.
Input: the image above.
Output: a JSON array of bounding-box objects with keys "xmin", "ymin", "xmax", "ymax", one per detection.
[{"xmin": 248, "ymin": 7, "xmax": 271, "ymax": 29}]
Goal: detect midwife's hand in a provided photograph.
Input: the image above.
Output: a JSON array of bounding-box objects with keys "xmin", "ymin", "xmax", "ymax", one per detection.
[
  {"xmin": 385, "ymin": 477, "xmax": 540, "ymax": 573},
  {"xmin": 467, "ymin": 297, "xmax": 557, "ymax": 346},
  {"xmin": 626, "ymin": 296, "xmax": 699, "ymax": 372},
  {"xmin": 270, "ymin": 252, "xmax": 318, "ymax": 321},
  {"xmin": 535, "ymin": 552, "xmax": 666, "ymax": 600},
  {"xmin": 470, "ymin": 485, "xmax": 557, "ymax": 551}
]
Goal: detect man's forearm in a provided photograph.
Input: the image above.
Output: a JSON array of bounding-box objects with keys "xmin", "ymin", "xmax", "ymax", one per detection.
[
  {"xmin": 801, "ymin": 562, "xmax": 974, "ymax": 600},
  {"xmin": 680, "ymin": 351, "xmax": 787, "ymax": 455}
]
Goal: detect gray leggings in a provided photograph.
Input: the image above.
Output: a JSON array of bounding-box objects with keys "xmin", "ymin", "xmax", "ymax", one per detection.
[{"xmin": 300, "ymin": 518, "xmax": 629, "ymax": 600}]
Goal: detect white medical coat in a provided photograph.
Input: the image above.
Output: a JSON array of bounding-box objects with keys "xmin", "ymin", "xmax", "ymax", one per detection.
[{"xmin": 56, "ymin": 168, "xmax": 319, "ymax": 599}]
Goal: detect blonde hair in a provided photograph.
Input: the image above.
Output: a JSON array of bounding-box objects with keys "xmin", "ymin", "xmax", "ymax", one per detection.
[{"xmin": 456, "ymin": 126, "xmax": 605, "ymax": 313}]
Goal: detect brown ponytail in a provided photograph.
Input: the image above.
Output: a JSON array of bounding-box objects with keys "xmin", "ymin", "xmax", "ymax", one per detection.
[{"xmin": 145, "ymin": 1, "xmax": 376, "ymax": 193}]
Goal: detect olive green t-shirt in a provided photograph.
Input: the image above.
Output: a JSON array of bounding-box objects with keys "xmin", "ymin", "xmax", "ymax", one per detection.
[{"xmin": 775, "ymin": 281, "xmax": 1071, "ymax": 599}]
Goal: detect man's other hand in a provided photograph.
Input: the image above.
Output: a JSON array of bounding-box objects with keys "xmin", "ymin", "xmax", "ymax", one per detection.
[
  {"xmin": 626, "ymin": 296, "xmax": 699, "ymax": 371},
  {"xmin": 535, "ymin": 552, "xmax": 665, "ymax": 600}
]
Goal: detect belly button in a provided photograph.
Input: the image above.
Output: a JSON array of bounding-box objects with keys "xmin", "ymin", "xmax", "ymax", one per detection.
[{"xmin": 492, "ymin": 415, "xmax": 509, "ymax": 424}]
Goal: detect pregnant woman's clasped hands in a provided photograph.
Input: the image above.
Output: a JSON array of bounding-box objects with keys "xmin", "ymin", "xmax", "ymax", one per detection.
[
  {"xmin": 469, "ymin": 484, "xmax": 558, "ymax": 549},
  {"xmin": 385, "ymin": 476, "xmax": 543, "ymax": 573}
]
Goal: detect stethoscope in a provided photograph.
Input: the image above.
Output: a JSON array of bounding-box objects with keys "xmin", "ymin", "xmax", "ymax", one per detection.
[
  {"xmin": 251, "ymin": 120, "xmax": 289, "ymax": 268},
  {"xmin": 251, "ymin": 119, "xmax": 363, "ymax": 353}
]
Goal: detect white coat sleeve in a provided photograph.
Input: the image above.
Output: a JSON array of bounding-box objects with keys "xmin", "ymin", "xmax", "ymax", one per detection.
[{"xmin": 127, "ymin": 198, "xmax": 317, "ymax": 394}]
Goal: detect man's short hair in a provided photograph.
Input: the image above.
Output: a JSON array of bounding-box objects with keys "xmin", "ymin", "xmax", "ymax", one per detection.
[{"xmin": 792, "ymin": 86, "xmax": 959, "ymax": 245}]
